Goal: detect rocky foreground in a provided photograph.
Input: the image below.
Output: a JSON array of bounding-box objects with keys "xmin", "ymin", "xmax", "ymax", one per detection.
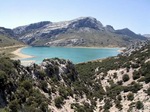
[{"xmin": 0, "ymin": 42, "xmax": 150, "ymax": 112}]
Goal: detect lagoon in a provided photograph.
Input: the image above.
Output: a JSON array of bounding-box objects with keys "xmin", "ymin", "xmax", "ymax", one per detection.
[{"xmin": 21, "ymin": 47, "xmax": 120, "ymax": 64}]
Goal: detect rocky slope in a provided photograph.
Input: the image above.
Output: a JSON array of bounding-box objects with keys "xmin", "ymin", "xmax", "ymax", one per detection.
[
  {"xmin": 0, "ymin": 42, "xmax": 150, "ymax": 112},
  {"xmin": 12, "ymin": 17, "xmax": 147, "ymax": 47}
]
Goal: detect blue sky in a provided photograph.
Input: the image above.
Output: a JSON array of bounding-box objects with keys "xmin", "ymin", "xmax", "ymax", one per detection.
[{"xmin": 0, "ymin": 0, "xmax": 149, "ymax": 34}]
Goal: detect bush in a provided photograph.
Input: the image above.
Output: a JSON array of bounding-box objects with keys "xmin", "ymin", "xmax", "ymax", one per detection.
[
  {"xmin": 127, "ymin": 93, "xmax": 134, "ymax": 101},
  {"xmin": 54, "ymin": 96, "xmax": 64, "ymax": 108},
  {"xmin": 117, "ymin": 95, "xmax": 122, "ymax": 101},
  {"xmin": 9, "ymin": 100, "xmax": 20, "ymax": 112},
  {"xmin": 123, "ymin": 82, "xmax": 142, "ymax": 93},
  {"xmin": 115, "ymin": 100, "xmax": 122, "ymax": 110},
  {"xmin": 146, "ymin": 87, "xmax": 150, "ymax": 95},
  {"xmin": 0, "ymin": 70, "xmax": 7, "ymax": 87},
  {"xmin": 38, "ymin": 70, "xmax": 46, "ymax": 80},
  {"xmin": 103, "ymin": 99, "xmax": 112, "ymax": 111},
  {"xmin": 136, "ymin": 101, "xmax": 143, "ymax": 109},
  {"xmin": 40, "ymin": 81, "xmax": 48, "ymax": 92},
  {"xmin": 117, "ymin": 80, "xmax": 123, "ymax": 85},
  {"xmin": 133, "ymin": 70, "xmax": 140, "ymax": 80},
  {"xmin": 145, "ymin": 73, "xmax": 150, "ymax": 83},
  {"xmin": 21, "ymin": 80, "xmax": 32, "ymax": 90},
  {"xmin": 122, "ymin": 74, "xmax": 129, "ymax": 82},
  {"xmin": 40, "ymin": 102, "xmax": 48, "ymax": 112}
]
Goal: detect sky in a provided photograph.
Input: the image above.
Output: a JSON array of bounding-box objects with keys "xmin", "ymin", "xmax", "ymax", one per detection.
[{"xmin": 0, "ymin": 0, "xmax": 150, "ymax": 34}]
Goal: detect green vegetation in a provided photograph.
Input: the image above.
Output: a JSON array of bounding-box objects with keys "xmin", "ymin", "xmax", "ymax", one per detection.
[
  {"xmin": 136, "ymin": 101, "xmax": 143, "ymax": 110},
  {"xmin": 71, "ymin": 102, "xmax": 94, "ymax": 112},
  {"xmin": 145, "ymin": 87, "xmax": 150, "ymax": 96},
  {"xmin": 133, "ymin": 70, "xmax": 140, "ymax": 80},
  {"xmin": 0, "ymin": 35, "xmax": 20, "ymax": 47},
  {"xmin": 0, "ymin": 34, "xmax": 24, "ymax": 58},
  {"xmin": 0, "ymin": 57, "xmax": 48, "ymax": 112},
  {"xmin": 122, "ymin": 74, "xmax": 129, "ymax": 82},
  {"xmin": 54, "ymin": 96, "xmax": 64, "ymax": 108},
  {"xmin": 0, "ymin": 42, "xmax": 150, "ymax": 111},
  {"xmin": 127, "ymin": 93, "xmax": 134, "ymax": 101}
]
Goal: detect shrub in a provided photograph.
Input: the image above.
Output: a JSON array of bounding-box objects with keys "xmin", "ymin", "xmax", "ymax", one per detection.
[
  {"xmin": 127, "ymin": 93, "xmax": 134, "ymax": 101},
  {"xmin": 40, "ymin": 81, "xmax": 48, "ymax": 92},
  {"xmin": 146, "ymin": 87, "xmax": 150, "ymax": 95},
  {"xmin": 21, "ymin": 80, "xmax": 32, "ymax": 90},
  {"xmin": 54, "ymin": 96, "xmax": 64, "ymax": 108},
  {"xmin": 117, "ymin": 95, "xmax": 122, "ymax": 101},
  {"xmin": 123, "ymin": 82, "xmax": 142, "ymax": 93},
  {"xmin": 38, "ymin": 70, "xmax": 46, "ymax": 80},
  {"xmin": 40, "ymin": 102, "xmax": 48, "ymax": 112},
  {"xmin": 131, "ymin": 63, "xmax": 139, "ymax": 68},
  {"xmin": 136, "ymin": 101, "xmax": 143, "ymax": 110},
  {"xmin": 113, "ymin": 72, "xmax": 117, "ymax": 79},
  {"xmin": 0, "ymin": 70, "xmax": 7, "ymax": 86},
  {"xmin": 117, "ymin": 80, "xmax": 123, "ymax": 85},
  {"xmin": 122, "ymin": 74, "xmax": 129, "ymax": 82},
  {"xmin": 9, "ymin": 100, "xmax": 20, "ymax": 112},
  {"xmin": 133, "ymin": 70, "xmax": 140, "ymax": 80},
  {"xmin": 145, "ymin": 73, "xmax": 150, "ymax": 83},
  {"xmin": 103, "ymin": 99, "xmax": 112, "ymax": 110},
  {"xmin": 115, "ymin": 100, "xmax": 122, "ymax": 110}
]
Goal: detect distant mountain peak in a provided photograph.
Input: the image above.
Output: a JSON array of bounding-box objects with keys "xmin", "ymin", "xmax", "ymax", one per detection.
[
  {"xmin": 105, "ymin": 25, "xmax": 115, "ymax": 32},
  {"xmin": 74, "ymin": 16, "xmax": 97, "ymax": 21},
  {"xmin": 68, "ymin": 16, "xmax": 103, "ymax": 30}
]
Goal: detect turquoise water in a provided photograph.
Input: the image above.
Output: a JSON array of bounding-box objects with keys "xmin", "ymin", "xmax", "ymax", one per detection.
[{"xmin": 21, "ymin": 47, "xmax": 120, "ymax": 64}]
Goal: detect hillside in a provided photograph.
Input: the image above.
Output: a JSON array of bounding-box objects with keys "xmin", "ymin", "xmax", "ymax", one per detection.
[
  {"xmin": 0, "ymin": 27, "xmax": 22, "ymax": 47},
  {"xmin": 0, "ymin": 42, "xmax": 150, "ymax": 112},
  {"xmin": 12, "ymin": 17, "xmax": 147, "ymax": 47},
  {"xmin": 0, "ymin": 35, "xmax": 21, "ymax": 47}
]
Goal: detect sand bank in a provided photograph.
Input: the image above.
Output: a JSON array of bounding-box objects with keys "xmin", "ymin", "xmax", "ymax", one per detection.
[{"xmin": 11, "ymin": 47, "xmax": 34, "ymax": 59}]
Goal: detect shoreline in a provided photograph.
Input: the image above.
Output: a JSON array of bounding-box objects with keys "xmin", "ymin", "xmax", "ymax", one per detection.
[
  {"xmin": 42, "ymin": 45, "xmax": 125, "ymax": 49},
  {"xmin": 11, "ymin": 46, "xmax": 34, "ymax": 60}
]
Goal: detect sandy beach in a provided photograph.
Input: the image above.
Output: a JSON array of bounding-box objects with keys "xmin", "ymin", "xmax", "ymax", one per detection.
[
  {"xmin": 11, "ymin": 47, "xmax": 35, "ymax": 66},
  {"xmin": 11, "ymin": 47, "xmax": 34, "ymax": 59}
]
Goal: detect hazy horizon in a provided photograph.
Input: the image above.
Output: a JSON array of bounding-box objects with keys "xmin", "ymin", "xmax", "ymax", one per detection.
[{"xmin": 1, "ymin": 0, "xmax": 150, "ymax": 34}]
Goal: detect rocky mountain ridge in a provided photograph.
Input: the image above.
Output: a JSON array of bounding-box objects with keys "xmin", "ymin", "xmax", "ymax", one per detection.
[
  {"xmin": 0, "ymin": 17, "xmax": 147, "ymax": 47},
  {"xmin": 12, "ymin": 17, "xmax": 147, "ymax": 47}
]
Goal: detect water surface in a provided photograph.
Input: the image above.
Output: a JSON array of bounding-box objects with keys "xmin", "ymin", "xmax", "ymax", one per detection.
[{"xmin": 21, "ymin": 47, "xmax": 120, "ymax": 64}]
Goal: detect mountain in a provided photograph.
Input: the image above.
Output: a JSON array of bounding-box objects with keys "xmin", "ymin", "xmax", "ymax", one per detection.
[
  {"xmin": 12, "ymin": 17, "xmax": 147, "ymax": 47},
  {"xmin": 143, "ymin": 34, "xmax": 150, "ymax": 40},
  {"xmin": 0, "ymin": 42, "xmax": 150, "ymax": 112},
  {"xmin": 0, "ymin": 27, "xmax": 15, "ymax": 37},
  {"xmin": 0, "ymin": 27, "xmax": 22, "ymax": 47}
]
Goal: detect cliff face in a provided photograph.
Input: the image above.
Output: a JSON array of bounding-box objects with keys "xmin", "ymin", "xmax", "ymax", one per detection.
[{"xmin": 0, "ymin": 42, "xmax": 150, "ymax": 112}]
